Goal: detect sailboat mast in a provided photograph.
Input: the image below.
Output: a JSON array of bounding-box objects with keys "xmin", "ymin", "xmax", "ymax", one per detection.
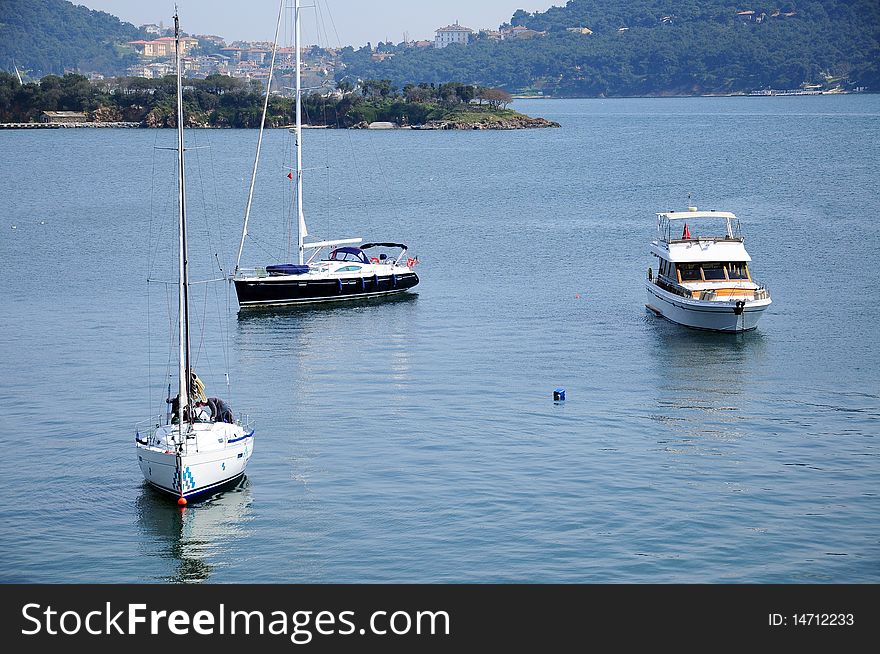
[
  {"xmin": 295, "ymin": 0, "xmax": 307, "ymax": 265},
  {"xmin": 174, "ymin": 12, "xmax": 192, "ymax": 425}
]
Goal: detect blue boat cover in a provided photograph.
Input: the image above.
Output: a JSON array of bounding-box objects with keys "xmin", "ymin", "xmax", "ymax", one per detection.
[{"xmin": 267, "ymin": 264, "xmax": 310, "ymax": 276}]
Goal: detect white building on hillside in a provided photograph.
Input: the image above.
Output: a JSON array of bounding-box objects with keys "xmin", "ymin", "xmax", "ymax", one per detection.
[
  {"xmin": 140, "ymin": 23, "xmax": 163, "ymax": 36},
  {"xmin": 434, "ymin": 22, "xmax": 473, "ymax": 48}
]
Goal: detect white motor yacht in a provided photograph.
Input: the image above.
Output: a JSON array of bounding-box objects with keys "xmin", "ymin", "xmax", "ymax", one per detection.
[{"xmin": 645, "ymin": 208, "xmax": 771, "ymax": 332}]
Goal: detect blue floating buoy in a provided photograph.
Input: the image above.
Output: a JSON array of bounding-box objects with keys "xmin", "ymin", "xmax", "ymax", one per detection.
[{"xmin": 553, "ymin": 388, "xmax": 566, "ymax": 403}]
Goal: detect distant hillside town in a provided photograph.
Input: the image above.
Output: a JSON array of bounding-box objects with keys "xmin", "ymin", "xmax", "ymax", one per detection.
[
  {"xmin": 115, "ymin": 18, "xmax": 551, "ymax": 95},
  {"xmin": 121, "ymin": 22, "xmax": 337, "ymax": 96}
]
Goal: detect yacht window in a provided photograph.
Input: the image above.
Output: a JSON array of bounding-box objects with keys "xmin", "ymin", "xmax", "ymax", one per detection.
[
  {"xmin": 335, "ymin": 265, "xmax": 362, "ymax": 272},
  {"xmin": 701, "ymin": 263, "xmax": 726, "ymax": 280},
  {"xmin": 678, "ymin": 263, "xmax": 701, "ymax": 281},
  {"xmin": 727, "ymin": 262, "xmax": 749, "ymax": 280}
]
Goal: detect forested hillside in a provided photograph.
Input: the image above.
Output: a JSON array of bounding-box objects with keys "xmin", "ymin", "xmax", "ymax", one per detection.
[
  {"xmin": 0, "ymin": 0, "xmax": 139, "ymax": 77},
  {"xmin": 338, "ymin": 0, "xmax": 880, "ymax": 96}
]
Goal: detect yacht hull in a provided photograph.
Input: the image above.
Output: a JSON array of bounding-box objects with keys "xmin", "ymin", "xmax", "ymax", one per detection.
[
  {"xmin": 645, "ymin": 280, "xmax": 770, "ymax": 332},
  {"xmin": 136, "ymin": 425, "xmax": 254, "ymax": 499},
  {"xmin": 235, "ymin": 272, "xmax": 419, "ymax": 307}
]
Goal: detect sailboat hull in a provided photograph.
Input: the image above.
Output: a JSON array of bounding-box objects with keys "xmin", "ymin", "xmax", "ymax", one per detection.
[
  {"xmin": 234, "ymin": 272, "xmax": 419, "ymax": 307},
  {"xmin": 645, "ymin": 280, "xmax": 770, "ymax": 332},
  {"xmin": 136, "ymin": 423, "xmax": 254, "ymax": 499}
]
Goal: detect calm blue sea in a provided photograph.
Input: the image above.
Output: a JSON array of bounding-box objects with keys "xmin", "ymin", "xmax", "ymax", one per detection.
[{"xmin": 0, "ymin": 96, "xmax": 878, "ymax": 583}]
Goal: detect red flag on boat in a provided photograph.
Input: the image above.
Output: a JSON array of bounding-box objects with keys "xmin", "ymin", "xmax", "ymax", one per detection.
[
  {"xmin": 287, "ymin": 172, "xmax": 293, "ymax": 180},
  {"xmin": 682, "ymin": 223, "xmax": 691, "ymax": 239}
]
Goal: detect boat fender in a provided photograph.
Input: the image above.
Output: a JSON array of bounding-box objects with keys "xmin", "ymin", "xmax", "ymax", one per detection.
[
  {"xmin": 647, "ymin": 267, "xmax": 653, "ymax": 282},
  {"xmin": 360, "ymin": 277, "xmax": 366, "ymax": 290},
  {"xmin": 337, "ymin": 279, "xmax": 343, "ymax": 293},
  {"xmin": 391, "ymin": 274, "xmax": 397, "ymax": 287},
  {"xmin": 734, "ymin": 300, "xmax": 745, "ymax": 315},
  {"xmin": 373, "ymin": 273, "xmax": 379, "ymax": 287}
]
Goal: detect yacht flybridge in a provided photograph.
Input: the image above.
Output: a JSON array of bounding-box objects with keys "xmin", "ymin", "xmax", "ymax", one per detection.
[
  {"xmin": 232, "ymin": 0, "xmax": 419, "ymax": 308},
  {"xmin": 645, "ymin": 209, "xmax": 771, "ymax": 332}
]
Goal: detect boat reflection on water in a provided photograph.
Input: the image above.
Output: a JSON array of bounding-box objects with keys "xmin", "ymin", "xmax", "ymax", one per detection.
[
  {"xmin": 235, "ymin": 290, "xmax": 419, "ymax": 377},
  {"xmin": 645, "ymin": 318, "xmax": 767, "ymax": 442},
  {"xmin": 234, "ymin": 293, "xmax": 424, "ymax": 404},
  {"xmin": 135, "ymin": 476, "xmax": 253, "ymax": 583}
]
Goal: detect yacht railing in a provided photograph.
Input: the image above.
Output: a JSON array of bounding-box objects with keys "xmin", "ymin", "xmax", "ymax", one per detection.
[
  {"xmin": 234, "ymin": 267, "xmax": 269, "ymax": 279},
  {"xmin": 657, "ymin": 214, "xmax": 743, "ymax": 244},
  {"xmin": 134, "ymin": 415, "xmax": 166, "ymax": 445},
  {"xmin": 134, "ymin": 413, "xmax": 253, "ymax": 446},
  {"xmin": 237, "ymin": 414, "xmax": 253, "ymax": 431},
  {"xmin": 654, "ymin": 275, "xmax": 693, "ymax": 299}
]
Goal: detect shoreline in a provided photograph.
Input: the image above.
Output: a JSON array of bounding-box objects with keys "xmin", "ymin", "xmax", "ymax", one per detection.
[
  {"xmin": 515, "ymin": 90, "xmax": 870, "ymax": 100},
  {"xmin": 2, "ymin": 92, "xmax": 870, "ymax": 130}
]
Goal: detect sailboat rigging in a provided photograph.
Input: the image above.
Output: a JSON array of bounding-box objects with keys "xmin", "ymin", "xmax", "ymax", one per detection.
[
  {"xmin": 232, "ymin": 0, "xmax": 419, "ymax": 307},
  {"xmin": 136, "ymin": 12, "xmax": 254, "ymax": 504}
]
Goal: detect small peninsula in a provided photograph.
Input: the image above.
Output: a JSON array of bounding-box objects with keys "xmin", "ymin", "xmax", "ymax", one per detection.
[
  {"xmin": 0, "ymin": 73, "xmax": 559, "ymax": 130},
  {"xmin": 349, "ymin": 107, "xmax": 560, "ymax": 131},
  {"xmin": 296, "ymin": 81, "xmax": 559, "ymax": 130}
]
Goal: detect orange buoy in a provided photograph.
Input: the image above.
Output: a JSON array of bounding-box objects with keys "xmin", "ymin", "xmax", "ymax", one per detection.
[{"xmin": 177, "ymin": 496, "xmax": 187, "ymax": 506}]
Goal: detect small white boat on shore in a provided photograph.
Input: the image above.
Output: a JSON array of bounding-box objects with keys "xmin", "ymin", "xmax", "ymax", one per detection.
[{"xmin": 645, "ymin": 208, "xmax": 771, "ymax": 332}]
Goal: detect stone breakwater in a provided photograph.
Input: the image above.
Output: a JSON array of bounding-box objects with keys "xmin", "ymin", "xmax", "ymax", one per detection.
[
  {"xmin": 422, "ymin": 115, "xmax": 561, "ymax": 130},
  {"xmin": 352, "ymin": 115, "xmax": 561, "ymax": 130}
]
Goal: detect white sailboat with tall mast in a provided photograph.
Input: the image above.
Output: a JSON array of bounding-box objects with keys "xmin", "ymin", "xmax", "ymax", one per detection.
[
  {"xmin": 136, "ymin": 12, "xmax": 254, "ymax": 505},
  {"xmin": 232, "ymin": 0, "xmax": 419, "ymax": 308}
]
